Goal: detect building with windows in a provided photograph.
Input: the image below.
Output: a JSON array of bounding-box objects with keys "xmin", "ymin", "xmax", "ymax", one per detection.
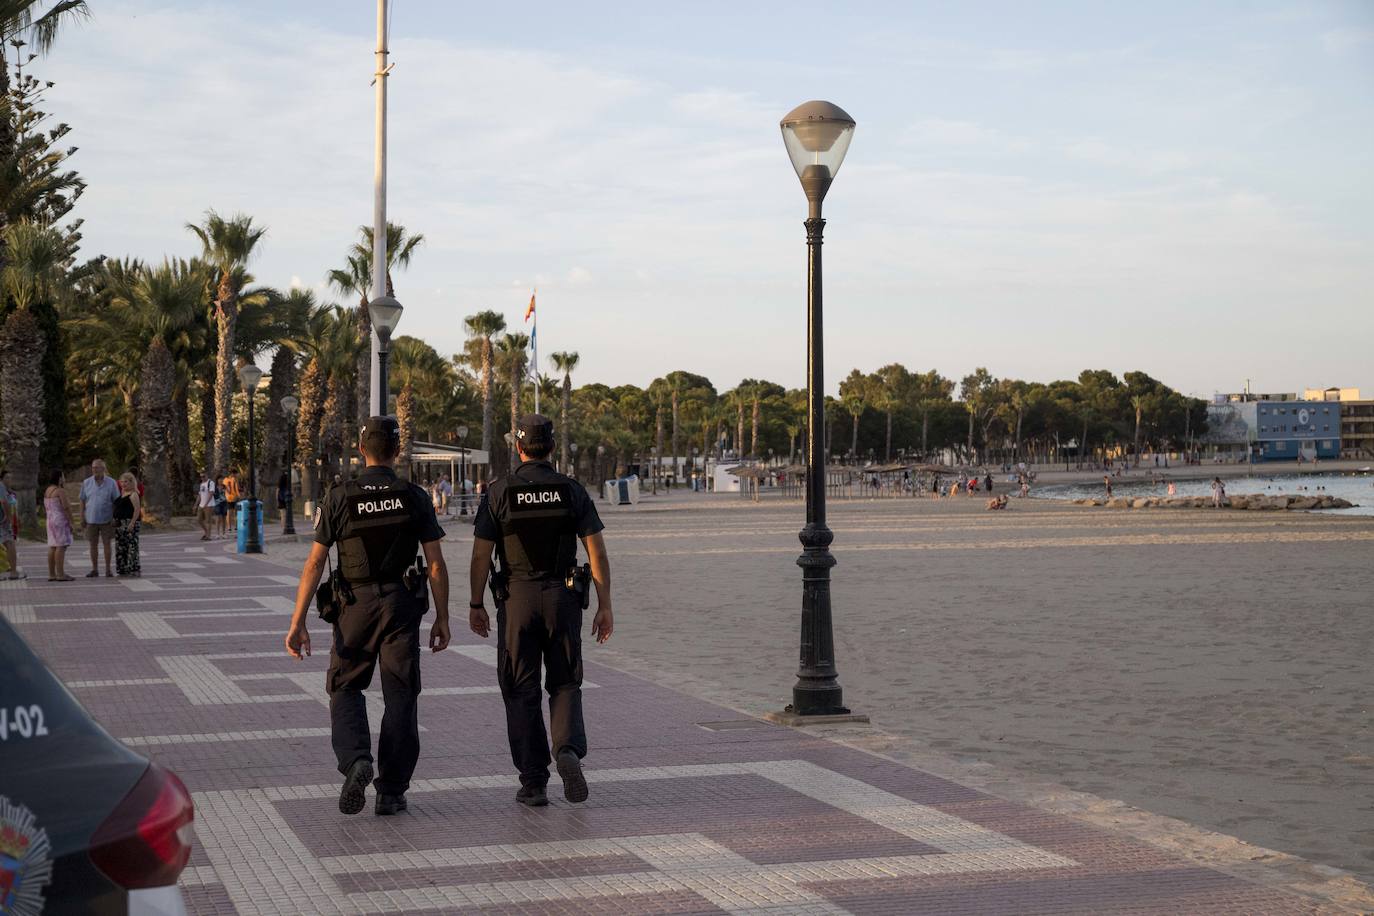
[
  {"xmin": 1300, "ymin": 388, "xmax": 1373, "ymax": 459},
  {"xmin": 1238, "ymin": 400, "xmax": 1341, "ymax": 461}
]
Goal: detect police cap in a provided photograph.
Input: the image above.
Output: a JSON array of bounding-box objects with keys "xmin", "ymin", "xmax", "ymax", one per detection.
[
  {"xmin": 516, "ymin": 413, "xmax": 554, "ymax": 449},
  {"xmin": 361, "ymin": 415, "xmax": 401, "ymax": 453}
]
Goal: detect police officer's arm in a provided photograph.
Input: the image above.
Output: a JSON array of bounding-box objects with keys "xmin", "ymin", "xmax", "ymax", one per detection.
[
  {"xmin": 285, "ymin": 542, "xmax": 329, "ymax": 659},
  {"xmin": 583, "ymin": 532, "xmax": 613, "ymax": 644},
  {"xmin": 422, "ymin": 538, "xmax": 451, "ymax": 653},
  {"xmin": 468, "ymin": 537, "xmax": 495, "ymax": 638}
]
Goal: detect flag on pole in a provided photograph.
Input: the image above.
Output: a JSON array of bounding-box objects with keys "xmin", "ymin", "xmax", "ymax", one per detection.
[{"xmin": 524, "ymin": 293, "xmax": 536, "ymax": 322}]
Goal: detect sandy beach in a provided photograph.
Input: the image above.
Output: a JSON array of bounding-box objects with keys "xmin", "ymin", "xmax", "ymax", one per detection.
[{"xmin": 265, "ymin": 487, "xmax": 1374, "ymax": 884}]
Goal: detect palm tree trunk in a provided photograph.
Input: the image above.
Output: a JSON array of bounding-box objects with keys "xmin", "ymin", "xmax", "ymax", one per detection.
[
  {"xmin": 397, "ymin": 382, "xmax": 415, "ymax": 480},
  {"xmin": 170, "ymin": 383, "xmax": 196, "ymax": 513},
  {"xmin": 1080, "ymin": 416, "xmax": 1089, "ymax": 470},
  {"xmin": 850, "ymin": 412, "xmax": 859, "ymax": 460},
  {"xmin": 212, "ymin": 287, "xmax": 238, "ymax": 473},
  {"xmin": 921, "ymin": 409, "xmax": 929, "ymax": 457},
  {"xmin": 509, "ymin": 359, "xmax": 520, "ymax": 469},
  {"xmin": 735, "ymin": 402, "xmax": 744, "ymax": 460},
  {"xmin": 137, "ymin": 338, "xmax": 175, "ymax": 523},
  {"xmin": 355, "ymin": 297, "xmax": 371, "ymax": 425},
  {"xmin": 480, "ymin": 337, "xmax": 494, "ymax": 457},
  {"xmin": 670, "ymin": 389, "xmax": 680, "ymax": 479},
  {"xmin": 262, "ymin": 347, "xmax": 295, "ymax": 518},
  {"xmin": 0, "ymin": 309, "xmax": 46, "ymax": 530},
  {"xmin": 750, "ymin": 397, "xmax": 760, "ymax": 457},
  {"xmin": 320, "ymin": 375, "xmax": 346, "ymax": 484},
  {"xmin": 1134, "ymin": 410, "xmax": 1142, "ymax": 467},
  {"xmin": 199, "ymin": 362, "xmax": 216, "ymax": 469},
  {"xmin": 654, "ymin": 407, "xmax": 665, "ymax": 486},
  {"xmin": 885, "ymin": 410, "xmax": 892, "ymax": 462},
  {"xmin": 560, "ymin": 374, "xmax": 571, "ymax": 472},
  {"xmin": 297, "ymin": 358, "xmax": 325, "ymax": 505}
]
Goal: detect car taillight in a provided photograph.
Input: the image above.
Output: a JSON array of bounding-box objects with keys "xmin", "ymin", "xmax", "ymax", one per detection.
[{"xmin": 89, "ymin": 762, "xmax": 195, "ymax": 889}]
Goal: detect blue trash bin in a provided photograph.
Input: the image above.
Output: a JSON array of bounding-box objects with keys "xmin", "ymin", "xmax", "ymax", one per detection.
[{"xmin": 236, "ymin": 499, "xmax": 264, "ymax": 553}]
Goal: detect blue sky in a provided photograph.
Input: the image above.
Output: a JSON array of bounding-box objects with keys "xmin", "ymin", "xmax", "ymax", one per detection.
[{"xmin": 45, "ymin": 1, "xmax": 1374, "ymax": 397}]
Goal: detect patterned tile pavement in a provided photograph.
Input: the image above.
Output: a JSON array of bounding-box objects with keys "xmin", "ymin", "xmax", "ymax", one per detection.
[{"xmin": 0, "ymin": 531, "xmax": 1355, "ymax": 914}]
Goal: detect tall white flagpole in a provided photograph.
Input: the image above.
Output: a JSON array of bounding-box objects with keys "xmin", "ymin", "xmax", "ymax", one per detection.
[{"xmin": 370, "ymin": 0, "xmax": 389, "ymax": 416}]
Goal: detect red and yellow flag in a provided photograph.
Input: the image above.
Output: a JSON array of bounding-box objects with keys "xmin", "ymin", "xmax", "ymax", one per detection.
[{"xmin": 524, "ymin": 292, "xmax": 536, "ymax": 322}]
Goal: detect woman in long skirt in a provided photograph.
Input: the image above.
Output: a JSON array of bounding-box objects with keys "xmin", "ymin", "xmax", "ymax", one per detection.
[{"xmin": 114, "ymin": 471, "xmax": 142, "ymax": 576}]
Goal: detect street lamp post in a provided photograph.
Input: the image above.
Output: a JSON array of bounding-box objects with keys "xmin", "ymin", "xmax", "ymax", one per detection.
[
  {"xmin": 281, "ymin": 395, "xmax": 299, "ymax": 536},
  {"xmin": 776, "ymin": 100, "xmax": 860, "ymax": 721},
  {"xmin": 368, "ymin": 295, "xmax": 404, "ymax": 415},
  {"xmin": 457, "ymin": 424, "xmax": 469, "ymax": 515},
  {"xmin": 651, "ymin": 446, "xmax": 658, "ymax": 495},
  {"xmin": 239, "ymin": 364, "xmax": 265, "ymax": 554},
  {"xmin": 570, "ymin": 442, "xmax": 579, "ymax": 480}
]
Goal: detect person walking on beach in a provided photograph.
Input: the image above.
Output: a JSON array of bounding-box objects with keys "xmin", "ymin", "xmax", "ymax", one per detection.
[
  {"xmin": 1103, "ymin": 475, "xmax": 1113, "ymax": 498},
  {"xmin": 1212, "ymin": 477, "xmax": 1226, "ymax": 508},
  {"xmin": 0, "ymin": 468, "xmax": 23, "ymax": 580},
  {"xmin": 80, "ymin": 458, "xmax": 119, "ymax": 578},
  {"xmin": 984, "ymin": 473, "xmax": 993, "ymax": 493},
  {"xmin": 44, "ymin": 470, "xmax": 74, "ymax": 581},
  {"xmin": 114, "ymin": 472, "xmax": 142, "ymax": 577}
]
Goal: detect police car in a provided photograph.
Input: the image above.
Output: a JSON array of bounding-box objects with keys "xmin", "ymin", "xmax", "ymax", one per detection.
[{"xmin": 0, "ymin": 616, "xmax": 193, "ymax": 915}]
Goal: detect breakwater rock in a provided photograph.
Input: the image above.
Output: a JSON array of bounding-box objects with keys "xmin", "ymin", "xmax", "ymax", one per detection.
[{"xmin": 1070, "ymin": 494, "xmax": 1355, "ymax": 511}]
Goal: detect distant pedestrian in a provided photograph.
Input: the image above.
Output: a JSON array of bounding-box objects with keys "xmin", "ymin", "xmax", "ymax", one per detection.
[
  {"xmin": 437, "ymin": 474, "xmax": 453, "ymax": 515},
  {"xmin": 213, "ymin": 471, "xmax": 229, "ymax": 538},
  {"xmin": 80, "ymin": 458, "xmax": 119, "ymax": 578},
  {"xmin": 0, "ymin": 468, "xmax": 23, "ymax": 580},
  {"xmin": 223, "ymin": 470, "xmax": 241, "ymax": 532},
  {"xmin": 1103, "ymin": 475, "xmax": 1113, "ymax": 498},
  {"xmin": 44, "ymin": 470, "xmax": 74, "ymax": 581},
  {"xmin": 196, "ymin": 469, "xmax": 216, "ymax": 540},
  {"xmin": 984, "ymin": 474, "xmax": 993, "ymax": 493},
  {"xmin": 1211, "ymin": 477, "xmax": 1225, "ymax": 508},
  {"xmin": 114, "ymin": 472, "xmax": 142, "ymax": 577},
  {"xmin": 1167, "ymin": 482, "xmax": 1177, "ymax": 497}
]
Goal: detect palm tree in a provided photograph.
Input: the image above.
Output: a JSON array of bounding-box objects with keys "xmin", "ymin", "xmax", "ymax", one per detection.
[
  {"xmin": 0, "ymin": 220, "xmax": 64, "ymax": 528},
  {"xmin": 496, "ymin": 332, "xmax": 530, "ymax": 469},
  {"xmin": 126, "ymin": 258, "xmax": 210, "ymax": 521},
  {"xmin": 549, "ymin": 351, "xmax": 579, "ymax": 472},
  {"xmin": 463, "ymin": 310, "xmax": 506, "ymax": 459},
  {"xmin": 251, "ymin": 288, "xmax": 314, "ymax": 511},
  {"xmin": 296, "ymin": 304, "xmax": 356, "ymax": 501},
  {"xmin": 327, "ymin": 222, "xmax": 423, "ymax": 427},
  {"xmin": 187, "ymin": 211, "xmax": 267, "ymax": 472},
  {"xmin": 838, "ymin": 369, "xmax": 867, "ymax": 463}
]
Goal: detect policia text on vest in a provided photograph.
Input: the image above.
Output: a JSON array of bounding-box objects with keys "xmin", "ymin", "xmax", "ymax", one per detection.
[
  {"xmin": 469, "ymin": 413, "xmax": 614, "ymax": 808},
  {"xmin": 285, "ymin": 415, "xmax": 451, "ymax": 818}
]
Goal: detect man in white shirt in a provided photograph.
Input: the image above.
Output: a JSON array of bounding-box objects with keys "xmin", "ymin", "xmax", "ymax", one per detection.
[
  {"xmin": 196, "ymin": 469, "xmax": 216, "ymax": 540},
  {"xmin": 80, "ymin": 458, "xmax": 120, "ymax": 577}
]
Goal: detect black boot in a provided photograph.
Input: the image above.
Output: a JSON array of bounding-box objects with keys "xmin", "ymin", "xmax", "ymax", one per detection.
[
  {"xmin": 374, "ymin": 793, "xmax": 408, "ymax": 816},
  {"xmin": 338, "ymin": 759, "xmax": 373, "ymax": 816},
  {"xmin": 515, "ymin": 784, "xmax": 548, "ymax": 807},
  {"xmin": 556, "ymin": 749, "xmax": 588, "ymax": 804}
]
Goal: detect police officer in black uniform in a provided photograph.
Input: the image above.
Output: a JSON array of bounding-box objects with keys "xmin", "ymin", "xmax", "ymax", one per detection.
[
  {"xmin": 285, "ymin": 416, "xmax": 451, "ymax": 816},
  {"xmin": 469, "ymin": 414, "xmax": 614, "ymax": 807}
]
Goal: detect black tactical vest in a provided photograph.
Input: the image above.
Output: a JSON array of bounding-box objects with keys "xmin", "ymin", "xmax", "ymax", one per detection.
[
  {"xmin": 496, "ymin": 471, "xmax": 577, "ymax": 581},
  {"xmin": 337, "ymin": 477, "xmax": 418, "ymax": 584}
]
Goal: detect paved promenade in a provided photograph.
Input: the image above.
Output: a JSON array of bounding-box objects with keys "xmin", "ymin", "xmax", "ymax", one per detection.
[{"xmin": 2, "ymin": 524, "xmax": 1368, "ymax": 914}]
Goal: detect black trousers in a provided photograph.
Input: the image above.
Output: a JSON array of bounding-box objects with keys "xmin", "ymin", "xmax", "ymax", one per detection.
[
  {"xmin": 497, "ymin": 579, "xmax": 586, "ymax": 787},
  {"xmin": 327, "ymin": 581, "xmax": 423, "ymax": 795}
]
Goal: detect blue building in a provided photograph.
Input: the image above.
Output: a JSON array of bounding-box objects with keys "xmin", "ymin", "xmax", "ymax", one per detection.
[{"xmin": 1239, "ymin": 400, "xmax": 1341, "ymax": 461}]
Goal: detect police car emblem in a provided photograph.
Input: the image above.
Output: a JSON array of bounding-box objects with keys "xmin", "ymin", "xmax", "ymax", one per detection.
[{"xmin": 0, "ymin": 796, "xmax": 52, "ymax": 916}]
